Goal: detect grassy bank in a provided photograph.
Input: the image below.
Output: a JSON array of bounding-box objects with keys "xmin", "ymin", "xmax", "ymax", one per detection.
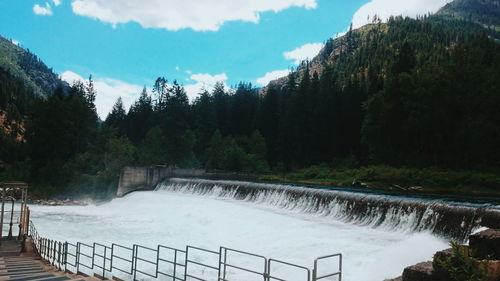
[{"xmin": 260, "ymin": 164, "xmax": 500, "ymax": 196}]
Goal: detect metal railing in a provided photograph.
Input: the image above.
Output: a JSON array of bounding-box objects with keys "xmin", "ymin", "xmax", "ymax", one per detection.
[{"xmin": 29, "ymin": 221, "xmax": 342, "ymax": 281}]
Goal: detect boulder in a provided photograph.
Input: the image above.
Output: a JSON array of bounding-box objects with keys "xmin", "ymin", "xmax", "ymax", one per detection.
[
  {"xmin": 469, "ymin": 229, "xmax": 500, "ymax": 260},
  {"xmin": 432, "ymin": 248, "xmax": 454, "ymax": 274},
  {"xmin": 402, "ymin": 261, "xmax": 439, "ymax": 281}
]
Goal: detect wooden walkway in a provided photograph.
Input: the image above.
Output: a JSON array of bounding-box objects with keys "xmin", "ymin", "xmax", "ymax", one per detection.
[{"xmin": 0, "ymin": 239, "xmax": 87, "ymax": 281}]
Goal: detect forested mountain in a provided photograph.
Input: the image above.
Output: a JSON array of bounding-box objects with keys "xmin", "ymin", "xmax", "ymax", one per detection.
[
  {"xmin": 261, "ymin": 14, "xmax": 499, "ymax": 169},
  {"xmin": 437, "ymin": 0, "xmax": 500, "ymax": 29},
  {"xmin": 1, "ymin": 0, "xmax": 499, "ymax": 197},
  {"xmin": 0, "ymin": 36, "xmax": 69, "ymax": 181},
  {"xmin": 0, "ymin": 36, "xmax": 67, "ymax": 98}
]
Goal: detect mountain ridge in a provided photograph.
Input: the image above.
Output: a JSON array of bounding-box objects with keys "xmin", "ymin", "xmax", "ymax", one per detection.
[
  {"xmin": 262, "ymin": 0, "xmax": 500, "ymax": 93},
  {"xmin": 0, "ymin": 35, "xmax": 68, "ymax": 98}
]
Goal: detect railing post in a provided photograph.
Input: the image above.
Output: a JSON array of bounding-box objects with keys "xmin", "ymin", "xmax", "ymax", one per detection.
[
  {"xmin": 155, "ymin": 245, "xmax": 160, "ymax": 279},
  {"xmin": 339, "ymin": 254, "xmax": 342, "ymax": 281},
  {"xmin": 76, "ymin": 242, "xmax": 80, "ymax": 273},
  {"xmin": 57, "ymin": 242, "xmax": 60, "ymax": 269},
  {"xmin": 103, "ymin": 246, "xmax": 107, "ymax": 279},
  {"xmin": 183, "ymin": 246, "xmax": 189, "ymax": 281},
  {"xmin": 64, "ymin": 242, "xmax": 68, "ymax": 272},
  {"xmin": 53, "ymin": 240, "xmax": 57, "ymax": 265},
  {"xmin": 217, "ymin": 247, "xmax": 222, "ymax": 281},
  {"xmin": 173, "ymin": 249, "xmax": 178, "ymax": 281},
  {"xmin": 133, "ymin": 244, "xmax": 137, "ymax": 281},
  {"xmin": 92, "ymin": 243, "xmax": 96, "ymax": 270},
  {"xmin": 222, "ymin": 247, "xmax": 227, "ymax": 281},
  {"xmin": 109, "ymin": 244, "xmax": 114, "ymax": 275},
  {"xmin": 263, "ymin": 252, "xmax": 268, "ymax": 281},
  {"xmin": 49, "ymin": 240, "xmax": 51, "ymax": 261}
]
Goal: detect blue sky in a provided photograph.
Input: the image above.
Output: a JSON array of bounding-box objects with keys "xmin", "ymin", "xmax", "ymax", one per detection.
[{"xmin": 0, "ymin": 0, "xmax": 450, "ymax": 118}]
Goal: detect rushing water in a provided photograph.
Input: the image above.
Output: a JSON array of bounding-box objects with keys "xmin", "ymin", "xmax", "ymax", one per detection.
[{"xmin": 29, "ymin": 178, "xmax": 500, "ymax": 281}]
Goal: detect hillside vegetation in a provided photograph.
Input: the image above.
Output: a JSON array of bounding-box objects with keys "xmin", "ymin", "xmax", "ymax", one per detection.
[
  {"xmin": 0, "ymin": 0, "xmax": 499, "ymax": 197},
  {"xmin": 437, "ymin": 0, "xmax": 500, "ymax": 29},
  {"xmin": 0, "ymin": 36, "xmax": 66, "ymax": 98}
]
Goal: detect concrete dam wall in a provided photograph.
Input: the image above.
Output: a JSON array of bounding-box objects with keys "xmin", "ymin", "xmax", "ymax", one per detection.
[
  {"xmin": 116, "ymin": 166, "xmax": 259, "ymax": 196},
  {"xmin": 117, "ymin": 166, "xmax": 207, "ymax": 196}
]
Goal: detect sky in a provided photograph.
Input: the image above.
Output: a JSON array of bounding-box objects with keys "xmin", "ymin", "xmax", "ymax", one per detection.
[{"xmin": 0, "ymin": 0, "xmax": 451, "ymax": 118}]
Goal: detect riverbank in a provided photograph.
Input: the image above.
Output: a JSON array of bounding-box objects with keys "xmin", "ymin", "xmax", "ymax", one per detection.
[
  {"xmin": 24, "ymin": 164, "xmax": 500, "ymax": 200},
  {"xmin": 260, "ymin": 165, "xmax": 500, "ymax": 197},
  {"xmin": 29, "ymin": 198, "xmax": 92, "ymax": 206}
]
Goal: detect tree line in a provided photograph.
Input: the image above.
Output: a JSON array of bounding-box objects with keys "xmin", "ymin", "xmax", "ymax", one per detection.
[{"xmin": 0, "ymin": 15, "xmax": 499, "ymax": 196}]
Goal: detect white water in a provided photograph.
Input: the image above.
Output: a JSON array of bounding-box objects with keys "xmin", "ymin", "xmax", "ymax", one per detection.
[{"xmin": 30, "ymin": 188, "xmax": 448, "ymax": 281}]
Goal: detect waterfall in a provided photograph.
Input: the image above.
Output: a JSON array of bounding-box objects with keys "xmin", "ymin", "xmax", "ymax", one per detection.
[{"xmin": 156, "ymin": 178, "xmax": 500, "ymax": 241}]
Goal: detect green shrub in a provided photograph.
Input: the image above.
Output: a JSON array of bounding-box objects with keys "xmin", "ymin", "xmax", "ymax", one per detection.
[{"xmin": 435, "ymin": 242, "xmax": 490, "ymax": 281}]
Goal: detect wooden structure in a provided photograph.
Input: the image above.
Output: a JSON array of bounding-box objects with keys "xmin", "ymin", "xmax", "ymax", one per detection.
[{"xmin": 0, "ymin": 182, "xmax": 29, "ymax": 242}]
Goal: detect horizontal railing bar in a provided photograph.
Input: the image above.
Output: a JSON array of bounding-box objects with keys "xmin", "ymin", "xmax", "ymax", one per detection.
[
  {"xmin": 79, "ymin": 253, "xmax": 93, "ymax": 259},
  {"xmin": 157, "ymin": 271, "xmax": 177, "ymax": 278},
  {"xmin": 79, "ymin": 263, "xmax": 93, "ymax": 270},
  {"xmin": 135, "ymin": 245, "xmax": 157, "ymax": 252},
  {"xmin": 111, "ymin": 267, "xmax": 131, "ymax": 275},
  {"xmin": 185, "ymin": 274, "xmax": 208, "ymax": 281},
  {"xmin": 112, "ymin": 255, "xmax": 132, "ymax": 263},
  {"xmin": 93, "ymin": 242, "xmax": 110, "ymax": 248},
  {"xmin": 159, "ymin": 245, "xmax": 186, "ymax": 253},
  {"xmin": 316, "ymin": 272, "xmax": 341, "ymax": 279},
  {"xmin": 134, "ymin": 269, "xmax": 156, "ymax": 278},
  {"xmin": 112, "ymin": 244, "xmax": 133, "ymax": 251},
  {"xmin": 221, "ymin": 262, "xmax": 265, "ymax": 276},
  {"xmin": 79, "ymin": 254, "xmax": 93, "ymax": 260},
  {"xmin": 135, "ymin": 257, "xmax": 156, "ymax": 265},
  {"xmin": 158, "ymin": 258, "xmax": 185, "ymax": 267},
  {"xmin": 187, "ymin": 246, "xmax": 219, "ymax": 255},
  {"xmin": 269, "ymin": 259, "xmax": 310, "ymax": 271},
  {"xmin": 111, "ymin": 266, "xmax": 132, "ymax": 275},
  {"xmin": 186, "ymin": 260, "xmax": 219, "ymax": 271},
  {"xmin": 158, "ymin": 271, "xmax": 185, "ymax": 281},
  {"xmin": 93, "ymin": 254, "xmax": 112, "ymax": 261},
  {"xmin": 222, "ymin": 247, "xmax": 267, "ymax": 260},
  {"xmin": 315, "ymin": 253, "xmax": 341, "ymax": 261}
]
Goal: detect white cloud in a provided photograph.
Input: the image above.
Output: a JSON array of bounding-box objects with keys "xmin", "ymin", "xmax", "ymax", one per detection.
[
  {"xmin": 352, "ymin": 0, "xmax": 452, "ymax": 29},
  {"xmin": 33, "ymin": 3, "xmax": 53, "ymax": 16},
  {"xmin": 11, "ymin": 40, "xmax": 20, "ymax": 46},
  {"xmin": 61, "ymin": 71, "xmax": 143, "ymax": 119},
  {"xmin": 190, "ymin": 73, "xmax": 228, "ymax": 85},
  {"xmin": 256, "ymin": 69, "xmax": 290, "ymax": 86},
  {"xmin": 283, "ymin": 43, "xmax": 324, "ymax": 65},
  {"xmin": 184, "ymin": 73, "xmax": 228, "ymax": 101},
  {"xmin": 70, "ymin": 0, "xmax": 317, "ymax": 31},
  {"xmin": 60, "ymin": 71, "xmax": 83, "ymax": 84},
  {"xmin": 53, "ymin": 0, "xmax": 61, "ymax": 6}
]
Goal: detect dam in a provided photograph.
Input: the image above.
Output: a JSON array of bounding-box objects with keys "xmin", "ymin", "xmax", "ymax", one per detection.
[{"xmin": 28, "ymin": 176, "xmax": 500, "ymax": 281}]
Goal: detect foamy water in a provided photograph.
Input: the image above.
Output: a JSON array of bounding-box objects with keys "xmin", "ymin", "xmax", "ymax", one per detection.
[{"xmin": 28, "ymin": 187, "xmax": 450, "ymax": 281}]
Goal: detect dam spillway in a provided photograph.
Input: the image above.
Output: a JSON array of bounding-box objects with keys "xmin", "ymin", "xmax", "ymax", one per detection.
[
  {"xmin": 156, "ymin": 178, "xmax": 500, "ymax": 241},
  {"xmin": 29, "ymin": 178, "xmax": 500, "ymax": 281}
]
